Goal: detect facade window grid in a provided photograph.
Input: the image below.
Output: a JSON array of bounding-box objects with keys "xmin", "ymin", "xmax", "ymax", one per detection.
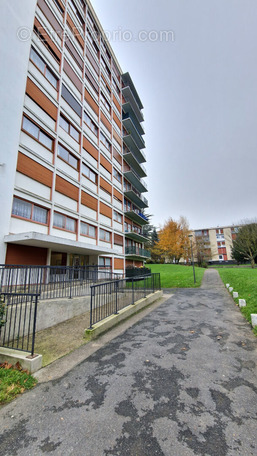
[
  {"xmin": 68, "ymin": 0, "xmax": 85, "ymax": 29},
  {"xmin": 22, "ymin": 116, "xmax": 54, "ymax": 151},
  {"xmin": 12, "ymin": 197, "xmax": 48, "ymax": 225},
  {"xmin": 33, "ymin": 26, "xmax": 60, "ymax": 64},
  {"xmin": 99, "ymin": 256, "xmax": 111, "ymax": 267},
  {"xmin": 53, "ymin": 0, "xmax": 64, "ymax": 15},
  {"xmin": 53, "ymin": 211, "xmax": 77, "ymax": 232},
  {"xmin": 100, "ymin": 92, "xmax": 111, "ymax": 113},
  {"xmin": 60, "ymin": 114, "xmax": 80, "ymax": 142},
  {"xmin": 82, "ymin": 163, "xmax": 97, "ymax": 184},
  {"xmin": 30, "ymin": 47, "xmax": 58, "ymax": 89},
  {"xmin": 84, "ymin": 111, "xmax": 98, "ymax": 136},
  {"xmin": 99, "ymin": 228, "xmax": 111, "ymax": 243},
  {"xmin": 100, "ymin": 131, "xmax": 111, "ymax": 152},
  {"xmin": 114, "ymin": 210, "xmax": 122, "ymax": 223},
  {"xmin": 58, "ymin": 143, "xmax": 79, "ymax": 170},
  {"xmin": 80, "ymin": 221, "xmax": 96, "ymax": 238}
]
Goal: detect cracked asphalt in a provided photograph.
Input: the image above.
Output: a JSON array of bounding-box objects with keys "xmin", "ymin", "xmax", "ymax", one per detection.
[{"xmin": 0, "ymin": 269, "xmax": 257, "ymax": 455}]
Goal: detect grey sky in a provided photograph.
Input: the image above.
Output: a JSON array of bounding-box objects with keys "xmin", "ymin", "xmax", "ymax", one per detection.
[{"xmin": 92, "ymin": 0, "xmax": 257, "ymax": 230}]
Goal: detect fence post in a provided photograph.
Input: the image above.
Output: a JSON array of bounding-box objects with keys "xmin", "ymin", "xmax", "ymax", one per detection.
[
  {"xmin": 132, "ymin": 278, "xmax": 135, "ymax": 305},
  {"xmin": 90, "ymin": 286, "xmax": 94, "ymax": 329},
  {"xmin": 115, "ymin": 281, "xmax": 118, "ymax": 314},
  {"xmin": 31, "ymin": 295, "xmax": 39, "ymax": 356},
  {"xmin": 69, "ymin": 267, "xmax": 72, "ymax": 299},
  {"xmin": 152, "ymin": 274, "xmax": 154, "ymax": 293},
  {"xmin": 144, "ymin": 275, "xmax": 146, "ymax": 298}
]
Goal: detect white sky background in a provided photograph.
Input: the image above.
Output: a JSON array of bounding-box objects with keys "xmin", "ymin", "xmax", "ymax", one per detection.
[{"xmin": 91, "ymin": 0, "xmax": 257, "ymax": 230}]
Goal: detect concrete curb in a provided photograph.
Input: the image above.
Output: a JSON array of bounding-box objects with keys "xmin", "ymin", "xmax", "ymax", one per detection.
[
  {"xmin": 0, "ymin": 349, "xmax": 42, "ymax": 374},
  {"xmin": 84, "ymin": 290, "xmax": 163, "ymax": 341}
]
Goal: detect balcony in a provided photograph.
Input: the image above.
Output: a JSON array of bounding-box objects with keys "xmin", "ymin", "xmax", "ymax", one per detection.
[
  {"xmin": 124, "ymin": 168, "xmax": 147, "ymax": 194},
  {"xmin": 122, "ymin": 72, "xmax": 144, "ymax": 110},
  {"xmin": 125, "ymin": 209, "xmax": 149, "ymax": 225},
  {"xmin": 123, "ymin": 114, "xmax": 145, "ymax": 150},
  {"xmin": 123, "ymin": 147, "xmax": 147, "ymax": 177},
  {"xmin": 125, "ymin": 246, "xmax": 151, "ymax": 259},
  {"xmin": 125, "ymin": 229, "xmax": 148, "ymax": 243},
  {"xmin": 123, "ymin": 111, "xmax": 144, "ymax": 136},
  {"xmin": 124, "ymin": 189, "xmax": 148, "ymax": 209},
  {"xmin": 123, "ymin": 134, "xmax": 146, "ymax": 164}
]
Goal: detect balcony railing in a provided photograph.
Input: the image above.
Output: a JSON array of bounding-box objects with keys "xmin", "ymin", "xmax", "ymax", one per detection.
[{"xmin": 125, "ymin": 247, "xmax": 151, "ymax": 258}]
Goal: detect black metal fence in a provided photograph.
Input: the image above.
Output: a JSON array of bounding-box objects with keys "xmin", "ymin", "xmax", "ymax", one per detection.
[
  {"xmin": 89, "ymin": 273, "xmax": 161, "ymax": 328},
  {"xmin": 0, "ymin": 292, "xmax": 39, "ymax": 355},
  {"xmin": 0, "ymin": 265, "xmax": 123, "ymax": 300}
]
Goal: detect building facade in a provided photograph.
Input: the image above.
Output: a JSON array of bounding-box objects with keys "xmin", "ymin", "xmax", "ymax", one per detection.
[
  {"xmin": 0, "ymin": 0, "xmax": 149, "ymax": 272},
  {"xmin": 193, "ymin": 225, "xmax": 239, "ymax": 263}
]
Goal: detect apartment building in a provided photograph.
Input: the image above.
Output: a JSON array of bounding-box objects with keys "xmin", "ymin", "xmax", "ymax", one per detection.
[
  {"xmin": 0, "ymin": 0, "xmax": 149, "ymax": 272},
  {"xmin": 193, "ymin": 225, "xmax": 239, "ymax": 262}
]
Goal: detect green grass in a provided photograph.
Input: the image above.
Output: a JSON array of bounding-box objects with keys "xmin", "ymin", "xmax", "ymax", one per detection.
[
  {"xmin": 149, "ymin": 264, "xmax": 205, "ymax": 288},
  {"xmin": 0, "ymin": 366, "xmax": 37, "ymax": 405},
  {"xmin": 216, "ymin": 268, "xmax": 257, "ymax": 325}
]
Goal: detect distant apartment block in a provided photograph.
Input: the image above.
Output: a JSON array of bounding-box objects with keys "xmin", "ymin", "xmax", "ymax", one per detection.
[
  {"xmin": 0, "ymin": 0, "xmax": 150, "ymax": 272},
  {"xmin": 193, "ymin": 225, "xmax": 240, "ymax": 262}
]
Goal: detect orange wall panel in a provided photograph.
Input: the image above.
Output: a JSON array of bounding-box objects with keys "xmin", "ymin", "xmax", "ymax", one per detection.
[{"xmin": 17, "ymin": 152, "xmax": 53, "ymax": 187}]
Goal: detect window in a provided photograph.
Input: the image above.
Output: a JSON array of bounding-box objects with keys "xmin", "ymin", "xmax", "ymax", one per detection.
[
  {"xmin": 12, "ymin": 197, "xmax": 48, "ymax": 224},
  {"xmin": 68, "ymin": 0, "xmax": 84, "ymax": 28},
  {"xmin": 82, "ymin": 163, "xmax": 97, "ymax": 183},
  {"xmin": 61, "ymin": 84, "xmax": 82, "ymax": 118},
  {"xmin": 30, "ymin": 47, "xmax": 58, "ymax": 89},
  {"xmin": 99, "ymin": 229, "xmax": 111, "ymax": 243},
  {"xmin": 53, "ymin": 212, "xmax": 76, "ymax": 232},
  {"xmin": 100, "ymin": 92, "xmax": 111, "ymax": 113},
  {"xmin": 22, "ymin": 116, "xmax": 54, "ymax": 150},
  {"xmin": 114, "ymin": 211, "xmax": 122, "ymax": 223},
  {"xmin": 99, "ymin": 257, "xmax": 111, "ymax": 267},
  {"xmin": 53, "ymin": 0, "xmax": 64, "ymax": 14},
  {"xmin": 123, "ymin": 180, "xmax": 130, "ymax": 192},
  {"xmin": 81, "ymin": 221, "xmax": 96, "ymax": 238},
  {"xmin": 101, "ymin": 77, "xmax": 111, "ymax": 96},
  {"xmin": 84, "ymin": 112, "xmax": 98, "ymax": 136},
  {"xmin": 60, "ymin": 114, "xmax": 80, "ymax": 142},
  {"xmin": 87, "ymin": 29, "xmax": 99, "ymax": 57},
  {"xmin": 100, "ymin": 132, "xmax": 111, "ymax": 151},
  {"xmin": 33, "ymin": 26, "xmax": 60, "ymax": 63},
  {"xmin": 112, "ymin": 78, "xmax": 120, "ymax": 96},
  {"xmin": 85, "ymin": 67, "xmax": 99, "ymax": 95},
  {"xmin": 113, "ymin": 168, "xmax": 122, "ymax": 183},
  {"xmin": 58, "ymin": 144, "xmax": 79, "ymax": 169},
  {"xmin": 101, "ymin": 56, "xmax": 111, "ymax": 79}
]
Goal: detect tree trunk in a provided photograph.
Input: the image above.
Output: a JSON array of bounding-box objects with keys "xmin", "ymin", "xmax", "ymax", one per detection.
[{"xmin": 250, "ymin": 258, "xmax": 255, "ymax": 268}]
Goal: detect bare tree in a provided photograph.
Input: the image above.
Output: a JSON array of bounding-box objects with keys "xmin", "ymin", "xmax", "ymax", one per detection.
[{"xmin": 232, "ymin": 223, "xmax": 257, "ymax": 268}]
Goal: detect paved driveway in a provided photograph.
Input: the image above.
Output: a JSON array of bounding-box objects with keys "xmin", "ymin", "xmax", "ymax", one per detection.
[{"xmin": 0, "ymin": 270, "xmax": 257, "ymax": 455}]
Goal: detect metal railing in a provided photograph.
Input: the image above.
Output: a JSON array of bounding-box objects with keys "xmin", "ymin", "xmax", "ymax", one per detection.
[
  {"xmin": 89, "ymin": 273, "xmax": 161, "ymax": 328},
  {"xmin": 0, "ymin": 292, "xmax": 39, "ymax": 355},
  {"xmin": 0, "ymin": 265, "xmax": 123, "ymax": 300},
  {"xmin": 125, "ymin": 247, "xmax": 151, "ymax": 258}
]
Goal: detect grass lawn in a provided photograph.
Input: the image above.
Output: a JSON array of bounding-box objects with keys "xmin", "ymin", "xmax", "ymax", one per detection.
[
  {"xmin": 216, "ymin": 268, "xmax": 257, "ymax": 331},
  {"xmin": 0, "ymin": 364, "xmax": 37, "ymax": 406},
  {"xmin": 149, "ymin": 264, "xmax": 205, "ymax": 288}
]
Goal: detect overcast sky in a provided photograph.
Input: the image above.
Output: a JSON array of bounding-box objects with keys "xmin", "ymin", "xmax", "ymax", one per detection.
[{"xmin": 91, "ymin": 0, "xmax": 257, "ymax": 230}]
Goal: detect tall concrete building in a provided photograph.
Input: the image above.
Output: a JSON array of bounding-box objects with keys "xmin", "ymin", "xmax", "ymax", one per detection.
[{"xmin": 0, "ymin": 0, "xmax": 150, "ymax": 273}]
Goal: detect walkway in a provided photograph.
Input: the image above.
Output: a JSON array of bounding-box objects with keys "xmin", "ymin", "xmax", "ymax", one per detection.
[{"xmin": 0, "ymin": 270, "xmax": 257, "ymax": 455}]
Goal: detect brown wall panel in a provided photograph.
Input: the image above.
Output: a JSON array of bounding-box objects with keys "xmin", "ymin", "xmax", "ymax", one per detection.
[
  {"xmin": 34, "ymin": 17, "xmax": 61, "ymax": 61},
  {"xmin": 100, "ymin": 112, "xmax": 112, "ymax": 132},
  {"xmin": 63, "ymin": 59, "xmax": 82, "ymax": 93},
  {"xmin": 114, "ymin": 188, "xmax": 123, "ymax": 202},
  {"xmin": 55, "ymin": 175, "xmax": 79, "ymax": 201},
  {"xmin": 113, "ymin": 111, "xmax": 121, "ymax": 130},
  {"xmin": 114, "ymin": 258, "xmax": 124, "ymax": 270},
  {"xmin": 65, "ymin": 39, "xmax": 83, "ymax": 71},
  {"xmin": 84, "ymin": 88, "xmax": 99, "ymax": 114},
  {"xmin": 6, "ymin": 244, "xmax": 47, "ymax": 266},
  {"xmin": 83, "ymin": 136, "xmax": 98, "ymax": 161},
  {"xmin": 26, "ymin": 78, "xmax": 58, "ymax": 120},
  {"xmin": 17, "ymin": 152, "xmax": 53, "ymax": 187},
  {"xmin": 100, "ymin": 202, "xmax": 112, "ymax": 218},
  {"xmin": 37, "ymin": 0, "xmax": 63, "ymax": 33},
  {"xmin": 113, "ymin": 94, "xmax": 121, "ymax": 113},
  {"xmin": 113, "ymin": 129, "xmax": 122, "ymax": 146},
  {"xmin": 100, "ymin": 177, "xmax": 112, "ymax": 194},
  {"xmin": 81, "ymin": 191, "xmax": 98, "ymax": 211},
  {"xmin": 66, "ymin": 13, "xmax": 84, "ymax": 49},
  {"xmin": 114, "ymin": 234, "xmax": 123, "ymax": 246},
  {"xmin": 100, "ymin": 154, "xmax": 112, "ymax": 173},
  {"xmin": 113, "ymin": 148, "xmax": 122, "ymax": 165}
]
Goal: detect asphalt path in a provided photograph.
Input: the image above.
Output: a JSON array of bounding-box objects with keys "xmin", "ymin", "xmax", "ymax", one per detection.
[{"xmin": 0, "ymin": 270, "xmax": 257, "ymax": 455}]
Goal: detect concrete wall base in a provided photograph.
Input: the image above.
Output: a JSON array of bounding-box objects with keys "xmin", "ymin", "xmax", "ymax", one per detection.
[
  {"xmin": 0, "ymin": 348, "xmax": 42, "ymax": 374},
  {"xmin": 84, "ymin": 290, "xmax": 163, "ymax": 341}
]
